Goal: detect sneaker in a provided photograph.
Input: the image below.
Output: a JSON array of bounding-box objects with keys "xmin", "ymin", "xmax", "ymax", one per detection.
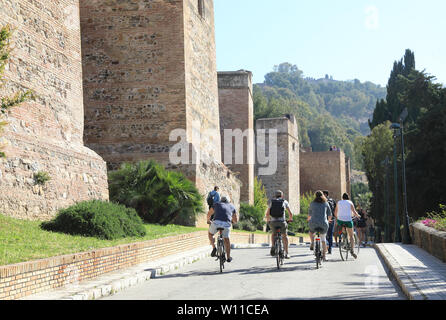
[
  {"xmin": 327, "ymin": 249, "xmax": 332, "ymax": 254},
  {"xmin": 270, "ymin": 247, "xmax": 275, "ymax": 256},
  {"xmin": 211, "ymin": 247, "xmax": 217, "ymax": 257},
  {"xmin": 323, "ymin": 256, "xmax": 328, "ymax": 262},
  {"xmin": 284, "ymin": 254, "xmax": 291, "ymax": 259},
  {"xmin": 351, "ymin": 251, "xmax": 357, "ymax": 259},
  {"xmin": 227, "ymin": 257, "xmax": 233, "ymax": 263}
]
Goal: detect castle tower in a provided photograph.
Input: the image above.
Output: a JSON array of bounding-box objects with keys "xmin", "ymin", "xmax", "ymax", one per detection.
[
  {"xmin": 256, "ymin": 115, "xmax": 300, "ymax": 215},
  {"xmin": 80, "ymin": 0, "xmax": 221, "ymax": 168},
  {"xmin": 300, "ymin": 150, "xmax": 349, "ymax": 201},
  {"xmin": 79, "ymin": 0, "xmax": 241, "ymax": 224},
  {"xmin": 218, "ymin": 71, "xmax": 254, "ymax": 205},
  {"xmin": 0, "ymin": 0, "xmax": 109, "ymax": 220}
]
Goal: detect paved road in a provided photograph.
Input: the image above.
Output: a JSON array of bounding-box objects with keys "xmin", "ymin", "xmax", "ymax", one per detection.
[{"xmin": 102, "ymin": 244, "xmax": 406, "ymax": 300}]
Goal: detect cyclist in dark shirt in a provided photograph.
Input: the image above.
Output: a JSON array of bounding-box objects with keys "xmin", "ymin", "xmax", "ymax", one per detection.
[{"xmin": 207, "ymin": 194, "xmax": 239, "ymax": 263}]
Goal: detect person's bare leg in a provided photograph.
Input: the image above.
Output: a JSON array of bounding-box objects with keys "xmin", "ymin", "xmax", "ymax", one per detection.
[
  {"xmin": 322, "ymin": 242, "xmax": 327, "ymax": 259},
  {"xmin": 224, "ymin": 238, "xmax": 231, "ymax": 260},
  {"xmin": 208, "ymin": 232, "xmax": 215, "ymax": 248},
  {"xmin": 347, "ymin": 228, "xmax": 357, "ymax": 258},
  {"xmin": 309, "ymin": 232, "xmax": 315, "ymax": 249},
  {"xmin": 282, "ymin": 234, "xmax": 289, "ymax": 254}
]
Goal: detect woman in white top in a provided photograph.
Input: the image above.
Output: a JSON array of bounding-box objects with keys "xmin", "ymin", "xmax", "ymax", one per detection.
[{"xmin": 334, "ymin": 193, "xmax": 361, "ymax": 258}]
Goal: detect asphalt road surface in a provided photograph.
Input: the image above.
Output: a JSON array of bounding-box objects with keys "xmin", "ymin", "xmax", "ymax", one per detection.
[{"xmin": 102, "ymin": 244, "xmax": 406, "ymax": 300}]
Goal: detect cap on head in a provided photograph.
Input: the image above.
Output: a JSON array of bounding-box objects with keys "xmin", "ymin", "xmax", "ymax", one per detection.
[{"xmin": 323, "ymin": 190, "xmax": 329, "ymax": 196}]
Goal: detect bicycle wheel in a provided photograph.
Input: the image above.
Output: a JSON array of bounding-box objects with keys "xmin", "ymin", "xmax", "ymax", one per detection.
[
  {"xmin": 339, "ymin": 231, "xmax": 349, "ymax": 261},
  {"xmin": 275, "ymin": 237, "xmax": 281, "ymax": 269},
  {"xmin": 315, "ymin": 240, "xmax": 321, "ymax": 269},
  {"xmin": 218, "ymin": 238, "xmax": 224, "ymax": 273}
]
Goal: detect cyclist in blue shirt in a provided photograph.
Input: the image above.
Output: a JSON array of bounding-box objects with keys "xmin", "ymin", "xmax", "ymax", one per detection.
[{"xmin": 207, "ymin": 194, "xmax": 239, "ymax": 263}]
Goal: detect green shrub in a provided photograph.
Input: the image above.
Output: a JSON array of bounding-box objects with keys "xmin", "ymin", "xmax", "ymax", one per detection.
[
  {"xmin": 288, "ymin": 214, "xmax": 310, "ymax": 234},
  {"xmin": 233, "ymin": 220, "xmax": 257, "ymax": 232},
  {"xmin": 108, "ymin": 160, "xmax": 204, "ymax": 225},
  {"xmin": 287, "ymin": 192, "xmax": 313, "ymax": 234},
  {"xmin": 33, "ymin": 171, "xmax": 51, "ymax": 185},
  {"xmin": 254, "ymin": 177, "xmax": 268, "ymax": 214},
  {"xmin": 235, "ymin": 202, "xmax": 265, "ymax": 231},
  {"xmin": 41, "ymin": 200, "xmax": 146, "ymax": 240}
]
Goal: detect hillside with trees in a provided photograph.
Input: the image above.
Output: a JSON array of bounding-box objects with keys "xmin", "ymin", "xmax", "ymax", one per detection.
[{"xmin": 253, "ymin": 62, "xmax": 386, "ymax": 168}]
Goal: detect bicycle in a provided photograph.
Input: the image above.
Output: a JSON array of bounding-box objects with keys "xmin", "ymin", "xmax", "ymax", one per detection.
[
  {"xmin": 273, "ymin": 225, "xmax": 284, "ymax": 269},
  {"xmin": 337, "ymin": 220, "xmax": 360, "ymax": 261},
  {"xmin": 216, "ymin": 228, "xmax": 226, "ymax": 272},
  {"xmin": 314, "ymin": 227, "xmax": 325, "ymax": 269}
]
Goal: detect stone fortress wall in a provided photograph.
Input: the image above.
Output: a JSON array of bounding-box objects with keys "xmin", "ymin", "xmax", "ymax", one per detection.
[
  {"xmin": 0, "ymin": 0, "xmax": 349, "ymax": 225},
  {"xmin": 218, "ymin": 70, "xmax": 254, "ymax": 205},
  {"xmin": 300, "ymin": 150, "xmax": 351, "ymax": 202},
  {"xmin": 0, "ymin": 0, "xmax": 109, "ymax": 220},
  {"xmin": 256, "ymin": 115, "xmax": 300, "ymax": 215},
  {"xmin": 79, "ymin": 0, "xmax": 241, "ymax": 227}
]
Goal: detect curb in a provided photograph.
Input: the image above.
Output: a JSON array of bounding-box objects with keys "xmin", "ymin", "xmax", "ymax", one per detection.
[{"xmin": 374, "ymin": 243, "xmax": 427, "ymax": 300}]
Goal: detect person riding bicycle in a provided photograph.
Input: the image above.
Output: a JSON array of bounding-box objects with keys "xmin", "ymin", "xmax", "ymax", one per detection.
[
  {"xmin": 265, "ymin": 190, "xmax": 294, "ymax": 259},
  {"xmin": 334, "ymin": 193, "xmax": 361, "ymax": 259},
  {"xmin": 207, "ymin": 194, "xmax": 238, "ymax": 263},
  {"xmin": 308, "ymin": 191, "xmax": 332, "ymax": 261},
  {"xmin": 323, "ymin": 190, "xmax": 336, "ymax": 254},
  {"xmin": 355, "ymin": 205, "xmax": 368, "ymax": 247}
]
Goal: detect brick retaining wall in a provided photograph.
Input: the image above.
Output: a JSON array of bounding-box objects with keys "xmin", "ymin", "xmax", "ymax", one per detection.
[
  {"xmin": 0, "ymin": 231, "xmax": 302, "ymax": 300},
  {"xmin": 410, "ymin": 222, "xmax": 446, "ymax": 263}
]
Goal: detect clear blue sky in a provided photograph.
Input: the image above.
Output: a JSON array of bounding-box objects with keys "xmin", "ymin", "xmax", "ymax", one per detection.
[{"xmin": 214, "ymin": 0, "xmax": 446, "ymax": 87}]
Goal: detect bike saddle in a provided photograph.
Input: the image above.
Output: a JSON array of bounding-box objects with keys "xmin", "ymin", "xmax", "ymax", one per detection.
[
  {"xmin": 314, "ymin": 227, "xmax": 325, "ymax": 233},
  {"xmin": 217, "ymin": 228, "xmax": 225, "ymax": 231}
]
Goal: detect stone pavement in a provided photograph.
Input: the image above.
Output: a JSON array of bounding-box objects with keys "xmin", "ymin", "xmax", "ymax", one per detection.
[
  {"xmin": 20, "ymin": 246, "xmax": 213, "ymax": 300},
  {"xmin": 375, "ymin": 243, "xmax": 446, "ymax": 300},
  {"xmin": 19, "ymin": 243, "xmax": 270, "ymax": 300}
]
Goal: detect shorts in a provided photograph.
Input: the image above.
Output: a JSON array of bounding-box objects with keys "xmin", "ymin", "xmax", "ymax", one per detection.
[
  {"xmin": 337, "ymin": 219, "xmax": 354, "ymax": 229},
  {"xmin": 209, "ymin": 221, "xmax": 231, "ymax": 239},
  {"xmin": 357, "ymin": 220, "xmax": 367, "ymax": 228},
  {"xmin": 269, "ymin": 220, "xmax": 288, "ymax": 235}
]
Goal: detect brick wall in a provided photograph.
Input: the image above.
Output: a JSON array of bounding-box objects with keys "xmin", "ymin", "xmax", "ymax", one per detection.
[
  {"xmin": 300, "ymin": 150, "xmax": 348, "ymax": 201},
  {"xmin": 81, "ymin": 0, "xmax": 221, "ymax": 165},
  {"xmin": 218, "ymin": 71, "xmax": 255, "ymax": 205},
  {"xmin": 0, "ymin": 231, "xmax": 302, "ymax": 300},
  {"xmin": 0, "ymin": 0, "xmax": 109, "ymax": 220},
  {"xmin": 80, "ymin": 0, "xmax": 188, "ymax": 166}
]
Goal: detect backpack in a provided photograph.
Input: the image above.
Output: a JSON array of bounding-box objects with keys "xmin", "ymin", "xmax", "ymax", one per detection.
[
  {"xmin": 270, "ymin": 199, "xmax": 285, "ymax": 218},
  {"xmin": 207, "ymin": 191, "xmax": 214, "ymax": 207},
  {"xmin": 327, "ymin": 198, "xmax": 336, "ymax": 213}
]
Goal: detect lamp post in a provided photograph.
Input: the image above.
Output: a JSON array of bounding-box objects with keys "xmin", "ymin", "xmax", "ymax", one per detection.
[
  {"xmin": 382, "ymin": 156, "xmax": 391, "ymax": 242},
  {"xmin": 390, "ymin": 123, "xmax": 401, "ymax": 243},
  {"xmin": 398, "ymin": 109, "xmax": 412, "ymax": 244}
]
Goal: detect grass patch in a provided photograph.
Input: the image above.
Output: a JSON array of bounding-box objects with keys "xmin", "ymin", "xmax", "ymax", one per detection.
[{"xmin": 0, "ymin": 214, "xmax": 206, "ymax": 266}]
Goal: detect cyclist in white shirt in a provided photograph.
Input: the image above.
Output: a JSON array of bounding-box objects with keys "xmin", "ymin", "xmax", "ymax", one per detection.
[{"xmin": 334, "ymin": 193, "xmax": 361, "ymax": 259}]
